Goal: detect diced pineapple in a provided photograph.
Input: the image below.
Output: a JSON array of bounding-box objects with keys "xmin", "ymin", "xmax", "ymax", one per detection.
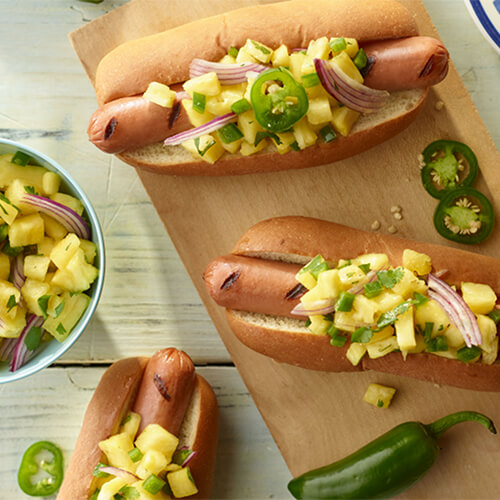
[
  {"xmin": 0, "ymin": 154, "xmax": 46, "ymax": 192},
  {"xmin": 289, "ymin": 52, "xmax": 307, "ymax": 81},
  {"xmin": 296, "ymin": 270, "xmax": 316, "ymax": 290},
  {"xmin": 300, "ymin": 55, "xmax": 315, "ymax": 76},
  {"xmin": 79, "ymin": 239, "xmax": 97, "ymax": 265},
  {"xmin": 353, "ymin": 295, "xmax": 378, "ymax": 324},
  {"xmin": 4, "ymin": 179, "xmax": 38, "ymax": 215},
  {"xmin": 24, "ymin": 255, "xmax": 50, "ymax": 281},
  {"xmin": 271, "ymin": 44, "xmax": 290, "ymax": 67},
  {"xmin": 40, "ymin": 213, "xmax": 68, "ymax": 240},
  {"xmin": 461, "ymin": 282, "xmax": 497, "ymax": 314},
  {"xmin": 131, "ymin": 480, "xmax": 170, "ymax": 500},
  {"xmin": 167, "ymin": 467, "xmax": 199, "ymax": 498},
  {"xmin": 238, "ymin": 110, "xmax": 265, "ymax": 145},
  {"xmin": 183, "ymin": 72, "xmax": 221, "ymax": 96},
  {"xmin": 363, "ymin": 383, "xmax": 396, "ymax": 408},
  {"xmin": 366, "ymin": 336, "xmax": 399, "ymax": 359},
  {"xmin": 180, "ymin": 99, "xmax": 215, "ymax": 128},
  {"xmin": 300, "ymin": 285, "xmax": 328, "ymax": 306},
  {"xmin": 306, "ymin": 83, "xmax": 335, "ymax": 103},
  {"xmin": 46, "ymin": 294, "xmax": 64, "ymax": 319},
  {"xmin": 43, "ymin": 291, "xmax": 90, "ymax": 341},
  {"xmin": 53, "ymin": 247, "xmax": 99, "ymax": 293},
  {"xmin": 182, "ymin": 134, "xmax": 225, "ymax": 165},
  {"xmin": 391, "ymin": 268, "xmax": 427, "ymax": 299},
  {"xmin": 120, "ymin": 411, "xmax": 141, "ymax": 440},
  {"xmin": 344, "ymin": 38, "xmax": 360, "ymax": 58},
  {"xmin": 37, "ymin": 236, "xmax": 55, "ymax": 257},
  {"xmin": 0, "ymin": 304, "xmax": 26, "ymax": 338},
  {"xmin": 331, "ymin": 106, "xmax": 360, "ymax": 137},
  {"xmin": 331, "ymin": 51, "xmax": 364, "ymax": 83},
  {"xmin": 50, "ymin": 192, "xmax": 84, "ymax": 216},
  {"xmin": 205, "ymin": 84, "xmax": 245, "ymax": 115},
  {"xmin": 316, "ymin": 269, "xmax": 341, "ymax": 300},
  {"xmin": 235, "ymin": 46, "xmax": 258, "ymax": 64},
  {"xmin": 443, "ymin": 324, "xmax": 465, "ymax": 349},
  {"xmin": 239, "ymin": 139, "xmax": 267, "ymax": 156},
  {"xmin": 21, "ymin": 278, "xmax": 51, "ymax": 317},
  {"xmin": 370, "ymin": 291, "xmax": 404, "ymax": 314},
  {"xmin": 9, "ymin": 212, "xmax": 44, "ymax": 246},
  {"xmin": 477, "ymin": 314, "xmax": 498, "ymax": 365},
  {"xmin": 241, "ymin": 39, "xmax": 273, "ymax": 64},
  {"xmin": 308, "ymin": 315, "xmax": 332, "ymax": 335},
  {"xmin": 352, "ymin": 253, "xmax": 389, "ymax": 271},
  {"xmin": 96, "ymin": 477, "xmax": 129, "ymax": 500},
  {"xmin": 405, "ymin": 333, "xmax": 426, "ymax": 354},
  {"xmin": 98, "ymin": 432, "xmax": 136, "ymax": 472},
  {"xmin": 271, "ymin": 131, "xmax": 297, "ymax": 155},
  {"xmin": 307, "ymin": 37, "xmax": 330, "ymax": 59},
  {"xmin": 135, "ymin": 424, "xmax": 179, "ymax": 463},
  {"xmin": 143, "ymin": 82, "xmax": 176, "ymax": 108},
  {"xmin": 338, "ymin": 264, "xmax": 365, "ymax": 288},
  {"xmin": 0, "ymin": 194, "xmax": 20, "ymax": 225},
  {"xmin": 293, "ymin": 119, "xmax": 317, "ymax": 149},
  {"xmin": 0, "ymin": 280, "xmax": 21, "ymax": 318},
  {"xmin": 369, "ymin": 326, "xmax": 394, "ymax": 344},
  {"xmin": 135, "ymin": 450, "xmax": 168, "ymax": 480},
  {"xmin": 306, "ymin": 97, "xmax": 332, "ymax": 125},
  {"xmin": 414, "ymin": 299, "xmax": 451, "ymax": 337},
  {"xmin": 346, "ymin": 342, "xmax": 366, "ymax": 366},
  {"xmin": 218, "ymin": 54, "xmax": 236, "ymax": 64},
  {"xmin": 50, "ymin": 233, "xmax": 80, "ymax": 269},
  {"xmin": 42, "ymin": 171, "xmax": 61, "ymax": 196},
  {"xmin": 0, "ymin": 253, "xmax": 9, "ymax": 281},
  {"xmin": 219, "ymin": 137, "xmax": 242, "ymax": 155},
  {"xmin": 402, "ymin": 249, "xmax": 432, "ymax": 276},
  {"xmin": 334, "ymin": 311, "xmax": 360, "ymax": 332},
  {"xmin": 395, "ymin": 307, "xmax": 416, "ymax": 351}
]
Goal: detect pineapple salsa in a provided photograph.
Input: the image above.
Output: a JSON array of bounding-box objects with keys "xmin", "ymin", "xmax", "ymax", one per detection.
[
  {"xmin": 295, "ymin": 250, "xmax": 499, "ymax": 366},
  {"xmin": 144, "ymin": 36, "xmax": 378, "ymax": 163},
  {"xmin": 92, "ymin": 412, "xmax": 198, "ymax": 499},
  {"xmin": 0, "ymin": 152, "xmax": 99, "ymax": 370}
]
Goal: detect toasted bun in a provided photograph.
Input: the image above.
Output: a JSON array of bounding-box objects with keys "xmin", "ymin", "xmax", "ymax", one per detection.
[
  {"xmin": 220, "ymin": 216, "xmax": 500, "ymax": 391},
  {"xmin": 95, "ymin": 0, "xmax": 417, "ymax": 105},
  {"xmin": 117, "ymin": 88, "xmax": 427, "ymax": 175},
  {"xmin": 57, "ymin": 357, "xmax": 149, "ymax": 500}
]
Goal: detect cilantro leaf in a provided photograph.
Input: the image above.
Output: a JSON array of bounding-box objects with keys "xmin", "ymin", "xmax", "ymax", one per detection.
[
  {"xmin": 377, "ymin": 268, "xmax": 404, "ymax": 289},
  {"xmin": 24, "ymin": 326, "xmax": 42, "ymax": 351},
  {"xmin": 37, "ymin": 294, "xmax": 51, "ymax": 319},
  {"xmin": 351, "ymin": 327, "xmax": 373, "ymax": 343},
  {"xmin": 6, "ymin": 294, "xmax": 17, "ymax": 312}
]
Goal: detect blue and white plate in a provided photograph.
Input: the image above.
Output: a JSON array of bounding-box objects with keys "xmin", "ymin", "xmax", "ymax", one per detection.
[{"xmin": 464, "ymin": 0, "xmax": 500, "ymax": 54}]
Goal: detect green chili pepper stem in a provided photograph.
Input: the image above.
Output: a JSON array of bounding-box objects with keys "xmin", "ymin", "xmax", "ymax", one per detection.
[{"xmin": 426, "ymin": 410, "xmax": 497, "ymax": 440}]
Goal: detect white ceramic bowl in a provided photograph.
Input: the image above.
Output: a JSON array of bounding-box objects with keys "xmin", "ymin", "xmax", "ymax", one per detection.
[{"xmin": 0, "ymin": 139, "xmax": 105, "ymax": 383}]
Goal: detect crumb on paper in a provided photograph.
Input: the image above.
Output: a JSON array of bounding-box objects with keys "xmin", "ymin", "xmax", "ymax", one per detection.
[
  {"xmin": 388, "ymin": 225, "xmax": 397, "ymax": 234},
  {"xmin": 435, "ymin": 100, "xmax": 445, "ymax": 111},
  {"xmin": 371, "ymin": 220, "xmax": 381, "ymax": 231},
  {"xmin": 390, "ymin": 205, "xmax": 402, "ymax": 214},
  {"xmin": 417, "ymin": 153, "xmax": 426, "ymax": 169},
  {"xmin": 393, "ymin": 212, "xmax": 403, "ymax": 221}
]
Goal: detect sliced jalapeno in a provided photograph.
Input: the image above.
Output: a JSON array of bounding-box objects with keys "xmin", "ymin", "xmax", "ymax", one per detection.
[
  {"xmin": 421, "ymin": 140, "xmax": 478, "ymax": 199},
  {"xmin": 433, "ymin": 187, "xmax": 494, "ymax": 244},
  {"xmin": 250, "ymin": 68, "xmax": 308, "ymax": 133}
]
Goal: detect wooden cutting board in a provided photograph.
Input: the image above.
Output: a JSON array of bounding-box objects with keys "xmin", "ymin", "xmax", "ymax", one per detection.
[{"xmin": 70, "ymin": 1, "xmax": 500, "ymax": 497}]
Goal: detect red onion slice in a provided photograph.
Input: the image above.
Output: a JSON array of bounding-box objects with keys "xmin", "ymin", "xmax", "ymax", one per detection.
[
  {"xmin": 9, "ymin": 314, "xmax": 44, "ymax": 372},
  {"xmin": 175, "ymin": 91, "xmax": 191, "ymax": 101},
  {"xmin": 20, "ymin": 193, "xmax": 90, "ymax": 240},
  {"xmin": 348, "ymin": 270, "xmax": 377, "ymax": 295},
  {"xmin": 291, "ymin": 299, "xmax": 335, "ymax": 317},
  {"xmin": 98, "ymin": 466, "xmax": 138, "ymax": 483},
  {"xmin": 181, "ymin": 450, "xmax": 197, "ymax": 467},
  {"xmin": 314, "ymin": 58, "xmax": 389, "ymax": 113},
  {"xmin": 0, "ymin": 336, "xmax": 16, "ymax": 362},
  {"xmin": 12, "ymin": 254, "xmax": 25, "ymax": 291},
  {"xmin": 189, "ymin": 59, "xmax": 268, "ymax": 84},
  {"xmin": 427, "ymin": 274, "xmax": 482, "ymax": 347},
  {"xmin": 164, "ymin": 113, "xmax": 238, "ymax": 146}
]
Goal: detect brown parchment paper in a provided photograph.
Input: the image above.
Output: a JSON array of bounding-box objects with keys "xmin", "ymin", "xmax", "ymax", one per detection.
[{"xmin": 70, "ymin": 1, "xmax": 500, "ymax": 497}]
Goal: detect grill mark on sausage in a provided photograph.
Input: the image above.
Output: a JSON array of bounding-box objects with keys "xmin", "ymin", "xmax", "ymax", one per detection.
[
  {"xmin": 285, "ymin": 283, "xmax": 307, "ymax": 300},
  {"xmin": 153, "ymin": 373, "xmax": 171, "ymax": 401},
  {"xmin": 168, "ymin": 101, "xmax": 181, "ymax": 128},
  {"xmin": 419, "ymin": 55, "xmax": 434, "ymax": 78},
  {"xmin": 221, "ymin": 271, "xmax": 240, "ymax": 290},
  {"xmin": 104, "ymin": 117, "xmax": 117, "ymax": 140},
  {"xmin": 360, "ymin": 56, "xmax": 375, "ymax": 78}
]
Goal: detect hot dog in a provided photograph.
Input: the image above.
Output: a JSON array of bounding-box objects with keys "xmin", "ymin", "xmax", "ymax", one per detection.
[
  {"xmin": 57, "ymin": 348, "xmax": 218, "ymax": 500},
  {"xmin": 204, "ymin": 217, "xmax": 500, "ymax": 391},
  {"xmin": 87, "ymin": 0, "xmax": 449, "ymax": 175}
]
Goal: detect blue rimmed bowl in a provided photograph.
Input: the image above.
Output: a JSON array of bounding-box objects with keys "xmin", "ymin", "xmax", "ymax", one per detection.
[{"xmin": 0, "ymin": 138, "xmax": 105, "ymax": 383}]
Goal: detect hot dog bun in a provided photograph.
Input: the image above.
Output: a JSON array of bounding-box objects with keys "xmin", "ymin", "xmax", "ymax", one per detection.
[
  {"xmin": 205, "ymin": 216, "xmax": 500, "ymax": 391},
  {"xmin": 57, "ymin": 349, "xmax": 218, "ymax": 500},
  {"xmin": 89, "ymin": 0, "xmax": 442, "ymax": 176}
]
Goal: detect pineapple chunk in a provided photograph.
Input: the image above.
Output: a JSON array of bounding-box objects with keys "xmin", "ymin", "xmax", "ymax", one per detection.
[
  {"xmin": 370, "ymin": 291, "xmax": 404, "ymax": 314},
  {"xmin": 37, "ymin": 236, "xmax": 55, "ymax": 257},
  {"xmin": 206, "ymin": 84, "xmax": 245, "ymax": 115},
  {"xmin": 306, "ymin": 36, "xmax": 330, "ymax": 59},
  {"xmin": 331, "ymin": 51, "xmax": 364, "ymax": 83},
  {"xmin": 183, "ymin": 72, "xmax": 221, "ymax": 97},
  {"xmin": 0, "ymin": 154, "xmax": 46, "ymax": 192},
  {"xmin": 344, "ymin": 38, "xmax": 360, "ymax": 58},
  {"xmin": 316, "ymin": 269, "xmax": 342, "ymax": 300},
  {"xmin": 0, "ymin": 303, "xmax": 26, "ymax": 337},
  {"xmin": 394, "ymin": 307, "xmax": 416, "ymax": 352},
  {"xmin": 131, "ymin": 480, "xmax": 170, "ymax": 500},
  {"xmin": 391, "ymin": 268, "xmax": 427, "ymax": 299},
  {"xmin": 9, "ymin": 213, "xmax": 44, "ymax": 246},
  {"xmin": 461, "ymin": 282, "xmax": 497, "ymax": 314},
  {"xmin": 4, "ymin": 179, "xmax": 38, "ymax": 215},
  {"xmin": 167, "ymin": 467, "xmax": 199, "ymax": 498},
  {"xmin": 271, "ymin": 131, "xmax": 297, "ymax": 155},
  {"xmin": 271, "ymin": 44, "xmax": 290, "ymax": 67},
  {"xmin": 182, "ymin": 134, "xmax": 225, "ymax": 165},
  {"xmin": 50, "ymin": 233, "xmax": 80, "ymax": 269},
  {"xmin": 51, "ymin": 247, "xmax": 98, "ymax": 293},
  {"xmin": 181, "ymin": 99, "xmax": 215, "ymax": 127},
  {"xmin": 136, "ymin": 450, "xmax": 168, "ymax": 479},
  {"xmin": 293, "ymin": 119, "xmax": 317, "ymax": 149},
  {"xmin": 120, "ymin": 411, "xmax": 141, "ymax": 440},
  {"xmin": 0, "ymin": 194, "xmax": 20, "ymax": 225},
  {"xmin": 296, "ymin": 270, "xmax": 316, "ymax": 290},
  {"xmin": 98, "ymin": 432, "xmax": 136, "ymax": 472},
  {"xmin": 235, "ymin": 46, "xmax": 259, "ymax": 64},
  {"xmin": 0, "ymin": 280, "xmax": 21, "ymax": 318},
  {"xmin": 135, "ymin": 424, "xmax": 179, "ymax": 463},
  {"xmin": 477, "ymin": 314, "xmax": 498, "ymax": 365},
  {"xmin": 143, "ymin": 82, "xmax": 176, "ymax": 108},
  {"xmin": 79, "ymin": 239, "xmax": 97, "ymax": 265},
  {"xmin": 306, "ymin": 97, "xmax": 332, "ymax": 125},
  {"xmin": 402, "ymin": 249, "xmax": 432, "ymax": 276},
  {"xmin": 338, "ymin": 264, "xmax": 365, "ymax": 288},
  {"xmin": 331, "ymin": 106, "xmax": 360, "ymax": 137},
  {"xmin": 443, "ymin": 324, "xmax": 466, "ymax": 349},
  {"xmin": 50, "ymin": 192, "xmax": 84, "ymax": 216},
  {"xmin": 241, "ymin": 39, "xmax": 273, "ymax": 63},
  {"xmin": 21, "ymin": 278, "xmax": 51, "ymax": 317},
  {"xmin": 366, "ymin": 336, "xmax": 399, "ymax": 359},
  {"xmin": 346, "ymin": 343, "xmax": 366, "ymax": 366},
  {"xmin": 334, "ymin": 310, "xmax": 360, "ymax": 332},
  {"xmin": 289, "ymin": 52, "xmax": 307, "ymax": 81},
  {"xmin": 363, "ymin": 383, "xmax": 396, "ymax": 408},
  {"xmin": 308, "ymin": 315, "xmax": 332, "ymax": 335},
  {"xmin": 238, "ymin": 110, "xmax": 265, "ymax": 145},
  {"xmin": 352, "ymin": 295, "xmax": 378, "ymax": 324},
  {"xmin": 414, "ymin": 299, "xmax": 451, "ymax": 337},
  {"xmin": 43, "ymin": 292, "xmax": 90, "ymax": 342},
  {"xmin": 239, "ymin": 139, "xmax": 267, "ymax": 156},
  {"xmin": 352, "ymin": 253, "xmax": 389, "ymax": 272},
  {"xmin": 40, "ymin": 214, "xmax": 68, "ymax": 240},
  {"xmin": 24, "ymin": 255, "xmax": 50, "ymax": 281},
  {"xmin": 42, "ymin": 171, "xmax": 61, "ymax": 195},
  {"xmin": 369, "ymin": 326, "xmax": 394, "ymax": 344},
  {"xmin": 96, "ymin": 477, "xmax": 129, "ymax": 500},
  {"xmin": 0, "ymin": 253, "xmax": 9, "ymax": 281}
]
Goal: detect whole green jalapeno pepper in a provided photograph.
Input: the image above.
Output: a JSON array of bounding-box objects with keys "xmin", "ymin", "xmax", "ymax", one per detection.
[{"xmin": 288, "ymin": 411, "xmax": 496, "ymax": 499}]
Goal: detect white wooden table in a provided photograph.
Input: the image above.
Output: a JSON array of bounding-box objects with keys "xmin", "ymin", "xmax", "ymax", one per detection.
[{"xmin": 0, "ymin": 0, "xmax": 498, "ymax": 498}]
